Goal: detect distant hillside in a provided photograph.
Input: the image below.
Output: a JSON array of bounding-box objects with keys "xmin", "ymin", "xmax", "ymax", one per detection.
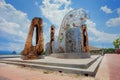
[{"xmin": 89, "ymin": 46, "xmax": 101, "ymax": 51}]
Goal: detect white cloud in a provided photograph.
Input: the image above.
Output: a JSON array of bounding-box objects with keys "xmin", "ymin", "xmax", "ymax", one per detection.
[
  {"xmin": 0, "ymin": 18, "xmax": 19, "ymax": 34},
  {"xmin": 106, "ymin": 17, "xmax": 120, "ymax": 27},
  {"xmin": 0, "ymin": 0, "xmax": 30, "ymax": 51},
  {"xmin": 105, "ymin": 7, "xmax": 120, "ymax": 27},
  {"xmin": 100, "ymin": 5, "xmax": 112, "ymax": 14},
  {"xmin": 39, "ymin": 0, "xmax": 120, "ymax": 47},
  {"xmin": 40, "ymin": 0, "xmax": 72, "ymax": 36},
  {"xmin": 0, "ymin": 42, "xmax": 23, "ymax": 52},
  {"xmin": 35, "ymin": 0, "xmax": 38, "ymax": 6},
  {"xmin": 117, "ymin": 8, "xmax": 120, "ymax": 16},
  {"xmin": 86, "ymin": 20, "xmax": 119, "ymax": 43}
]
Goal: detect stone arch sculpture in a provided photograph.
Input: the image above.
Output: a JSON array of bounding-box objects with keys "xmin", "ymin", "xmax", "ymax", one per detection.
[
  {"xmin": 22, "ymin": 17, "xmax": 44, "ymax": 60},
  {"xmin": 50, "ymin": 9, "xmax": 90, "ymax": 58}
]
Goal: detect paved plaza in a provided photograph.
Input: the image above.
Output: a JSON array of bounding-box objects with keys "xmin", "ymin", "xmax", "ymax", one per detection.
[
  {"xmin": 0, "ymin": 54, "xmax": 120, "ymax": 80},
  {"xmin": 95, "ymin": 54, "xmax": 120, "ymax": 80}
]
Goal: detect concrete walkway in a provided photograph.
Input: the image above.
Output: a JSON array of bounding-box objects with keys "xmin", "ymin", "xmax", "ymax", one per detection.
[{"xmin": 95, "ymin": 54, "xmax": 120, "ymax": 80}]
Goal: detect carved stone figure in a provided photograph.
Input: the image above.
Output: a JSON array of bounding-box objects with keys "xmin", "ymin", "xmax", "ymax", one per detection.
[{"xmin": 22, "ymin": 17, "xmax": 44, "ymax": 60}]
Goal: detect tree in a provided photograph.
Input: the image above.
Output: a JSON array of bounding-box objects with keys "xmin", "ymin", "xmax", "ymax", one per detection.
[{"xmin": 113, "ymin": 38, "xmax": 120, "ymax": 49}]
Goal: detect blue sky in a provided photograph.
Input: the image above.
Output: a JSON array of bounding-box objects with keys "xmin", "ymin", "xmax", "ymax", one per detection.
[{"xmin": 0, "ymin": 0, "xmax": 120, "ymax": 52}]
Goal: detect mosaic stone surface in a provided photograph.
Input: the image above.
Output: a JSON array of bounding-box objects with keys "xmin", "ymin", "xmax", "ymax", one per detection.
[{"xmin": 65, "ymin": 27, "xmax": 82, "ymax": 53}]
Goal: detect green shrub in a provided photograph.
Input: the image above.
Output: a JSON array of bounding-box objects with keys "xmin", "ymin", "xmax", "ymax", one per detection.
[{"xmin": 103, "ymin": 48, "xmax": 115, "ymax": 54}]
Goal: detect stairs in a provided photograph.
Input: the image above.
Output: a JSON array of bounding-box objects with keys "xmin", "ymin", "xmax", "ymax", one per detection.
[{"xmin": 0, "ymin": 55, "xmax": 103, "ymax": 76}]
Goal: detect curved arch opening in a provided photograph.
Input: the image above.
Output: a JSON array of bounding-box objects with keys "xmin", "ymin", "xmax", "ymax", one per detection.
[
  {"xmin": 32, "ymin": 27, "xmax": 36, "ymax": 46},
  {"xmin": 32, "ymin": 26, "xmax": 39, "ymax": 46}
]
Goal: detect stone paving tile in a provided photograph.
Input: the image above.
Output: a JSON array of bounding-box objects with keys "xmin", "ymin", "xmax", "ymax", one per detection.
[
  {"xmin": 107, "ymin": 54, "xmax": 120, "ymax": 80},
  {"xmin": 95, "ymin": 55, "xmax": 110, "ymax": 80},
  {"xmin": 95, "ymin": 54, "xmax": 120, "ymax": 80},
  {"xmin": 0, "ymin": 63, "xmax": 94, "ymax": 80}
]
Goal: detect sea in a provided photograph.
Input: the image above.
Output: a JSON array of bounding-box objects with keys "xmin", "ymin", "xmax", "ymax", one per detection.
[{"xmin": 0, "ymin": 51, "xmax": 18, "ymax": 55}]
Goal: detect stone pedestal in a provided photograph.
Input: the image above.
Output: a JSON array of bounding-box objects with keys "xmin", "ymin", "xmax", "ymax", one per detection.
[{"xmin": 50, "ymin": 53, "xmax": 90, "ymax": 59}]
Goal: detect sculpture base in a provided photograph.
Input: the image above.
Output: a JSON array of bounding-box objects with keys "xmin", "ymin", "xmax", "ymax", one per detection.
[
  {"xmin": 21, "ymin": 55, "xmax": 44, "ymax": 60},
  {"xmin": 50, "ymin": 53, "xmax": 91, "ymax": 59}
]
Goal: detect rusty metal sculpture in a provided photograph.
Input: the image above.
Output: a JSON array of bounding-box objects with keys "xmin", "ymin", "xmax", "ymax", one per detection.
[
  {"xmin": 22, "ymin": 17, "xmax": 44, "ymax": 60},
  {"xmin": 81, "ymin": 25, "xmax": 89, "ymax": 53}
]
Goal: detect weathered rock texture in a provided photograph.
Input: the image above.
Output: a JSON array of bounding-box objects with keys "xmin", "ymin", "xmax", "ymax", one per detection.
[
  {"xmin": 81, "ymin": 25, "xmax": 89, "ymax": 53},
  {"xmin": 22, "ymin": 17, "xmax": 44, "ymax": 60},
  {"xmin": 50, "ymin": 25, "xmax": 55, "ymax": 54},
  {"xmin": 65, "ymin": 27, "xmax": 82, "ymax": 53},
  {"xmin": 65, "ymin": 25, "xmax": 89, "ymax": 53}
]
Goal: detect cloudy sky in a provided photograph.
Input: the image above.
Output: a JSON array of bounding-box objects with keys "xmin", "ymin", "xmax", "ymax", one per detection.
[{"xmin": 0, "ymin": 0, "xmax": 120, "ymax": 52}]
